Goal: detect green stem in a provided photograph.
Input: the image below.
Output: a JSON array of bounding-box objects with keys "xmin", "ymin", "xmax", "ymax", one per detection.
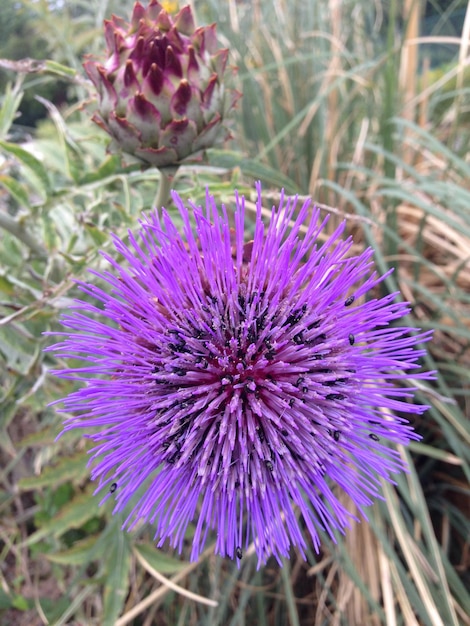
[
  {"xmin": 153, "ymin": 168, "xmax": 174, "ymax": 209},
  {"xmin": 280, "ymin": 558, "xmax": 300, "ymax": 626},
  {"xmin": 0, "ymin": 211, "xmax": 47, "ymax": 259}
]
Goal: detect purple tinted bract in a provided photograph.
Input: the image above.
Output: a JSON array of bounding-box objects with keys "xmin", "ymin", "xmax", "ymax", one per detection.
[{"xmin": 49, "ymin": 183, "xmax": 433, "ymax": 565}]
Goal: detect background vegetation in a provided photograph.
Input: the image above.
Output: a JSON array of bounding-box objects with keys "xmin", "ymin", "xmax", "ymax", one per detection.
[{"xmin": 0, "ymin": 0, "xmax": 469, "ymax": 624}]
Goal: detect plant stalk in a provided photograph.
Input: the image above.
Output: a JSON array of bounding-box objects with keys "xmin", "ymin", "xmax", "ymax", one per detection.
[{"xmin": 154, "ymin": 168, "xmax": 175, "ymax": 209}]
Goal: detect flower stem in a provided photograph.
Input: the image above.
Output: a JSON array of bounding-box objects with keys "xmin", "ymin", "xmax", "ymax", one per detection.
[
  {"xmin": 154, "ymin": 168, "xmax": 174, "ymax": 209},
  {"xmin": 0, "ymin": 211, "xmax": 47, "ymax": 259}
]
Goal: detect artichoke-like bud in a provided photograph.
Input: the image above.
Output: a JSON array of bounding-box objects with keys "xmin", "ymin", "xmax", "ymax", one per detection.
[{"xmin": 84, "ymin": 1, "xmax": 239, "ymax": 168}]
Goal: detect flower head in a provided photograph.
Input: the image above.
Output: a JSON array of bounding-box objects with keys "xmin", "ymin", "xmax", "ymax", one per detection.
[
  {"xmin": 50, "ymin": 184, "xmax": 432, "ymax": 565},
  {"xmin": 84, "ymin": 1, "xmax": 239, "ymax": 168}
]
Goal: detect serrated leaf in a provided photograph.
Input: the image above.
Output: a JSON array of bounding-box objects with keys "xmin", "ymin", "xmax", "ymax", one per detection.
[
  {"xmin": 47, "ymin": 534, "xmax": 101, "ymax": 566},
  {"xmin": 0, "ymin": 139, "xmax": 50, "ymax": 197},
  {"xmin": 102, "ymin": 527, "xmax": 131, "ymax": 626},
  {"xmin": 18, "ymin": 450, "xmax": 89, "ymax": 490},
  {"xmin": 24, "ymin": 488, "xmax": 101, "ymax": 546},
  {"xmin": 0, "ymin": 174, "xmax": 30, "ymax": 207},
  {"xmin": 134, "ymin": 542, "xmax": 188, "ymax": 575}
]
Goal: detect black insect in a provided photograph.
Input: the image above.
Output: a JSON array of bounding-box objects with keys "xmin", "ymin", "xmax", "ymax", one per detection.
[
  {"xmin": 333, "ymin": 430, "xmax": 340, "ymax": 442},
  {"xmin": 110, "ymin": 482, "xmax": 117, "ymax": 493},
  {"xmin": 348, "ymin": 334, "xmax": 355, "ymax": 345},
  {"xmin": 285, "ymin": 304, "xmax": 307, "ymax": 326},
  {"xmin": 265, "ymin": 460, "xmax": 274, "ymax": 471},
  {"xmin": 369, "ymin": 433, "xmax": 380, "ymax": 441},
  {"xmin": 307, "ymin": 319, "xmax": 321, "ymax": 330},
  {"xmin": 344, "ymin": 295, "xmax": 355, "ymax": 307},
  {"xmin": 236, "ymin": 547, "xmax": 243, "ymax": 559},
  {"xmin": 326, "ymin": 393, "xmax": 345, "ymax": 401}
]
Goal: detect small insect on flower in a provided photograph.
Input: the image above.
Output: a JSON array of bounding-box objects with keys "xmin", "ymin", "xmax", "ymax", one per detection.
[{"xmin": 47, "ymin": 183, "xmax": 433, "ymax": 566}]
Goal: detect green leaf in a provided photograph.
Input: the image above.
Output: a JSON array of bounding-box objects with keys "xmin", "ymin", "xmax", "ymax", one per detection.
[
  {"xmin": 0, "ymin": 588, "xmax": 13, "ymax": 611},
  {"xmin": 25, "ymin": 487, "xmax": 101, "ymax": 546},
  {"xmin": 17, "ymin": 424, "xmax": 62, "ymax": 447},
  {"xmin": 0, "ymin": 83, "xmax": 24, "ymax": 140},
  {"xmin": 0, "ymin": 326, "xmax": 39, "ymax": 376},
  {"xmin": 102, "ymin": 525, "xmax": 131, "ymax": 626},
  {"xmin": 44, "ymin": 60, "xmax": 77, "ymax": 78},
  {"xmin": 0, "ymin": 140, "xmax": 51, "ymax": 197},
  {"xmin": 12, "ymin": 595, "xmax": 31, "ymax": 611},
  {"xmin": 41, "ymin": 211, "xmax": 58, "ymax": 251},
  {"xmin": 79, "ymin": 154, "xmax": 121, "ymax": 184},
  {"xmin": 134, "ymin": 542, "xmax": 189, "ymax": 575},
  {"xmin": 38, "ymin": 596, "xmax": 75, "ymax": 625},
  {"xmin": 18, "ymin": 450, "xmax": 89, "ymax": 490},
  {"xmin": 47, "ymin": 535, "xmax": 101, "ymax": 566},
  {"xmin": 207, "ymin": 149, "xmax": 298, "ymax": 194},
  {"xmin": 0, "ymin": 174, "xmax": 30, "ymax": 207},
  {"xmin": 83, "ymin": 222, "xmax": 109, "ymax": 246},
  {"xmin": 0, "ymin": 272, "xmax": 15, "ymax": 296}
]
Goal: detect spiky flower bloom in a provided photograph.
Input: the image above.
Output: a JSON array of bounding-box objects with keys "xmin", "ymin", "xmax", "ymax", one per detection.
[
  {"xmin": 49, "ymin": 184, "xmax": 433, "ymax": 565},
  {"xmin": 83, "ymin": 1, "xmax": 238, "ymax": 168}
]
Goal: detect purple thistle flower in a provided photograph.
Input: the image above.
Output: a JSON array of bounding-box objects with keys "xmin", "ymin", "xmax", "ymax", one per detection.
[{"xmin": 49, "ymin": 184, "xmax": 433, "ymax": 565}]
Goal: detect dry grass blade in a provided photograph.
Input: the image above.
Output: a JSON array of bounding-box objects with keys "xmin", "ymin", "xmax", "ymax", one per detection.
[
  {"xmin": 377, "ymin": 545, "xmax": 397, "ymax": 626},
  {"xmin": 134, "ymin": 546, "xmax": 218, "ymax": 607},
  {"xmin": 382, "ymin": 480, "xmax": 456, "ymax": 626},
  {"xmin": 388, "ymin": 559, "xmax": 421, "ymax": 626},
  {"xmin": 115, "ymin": 545, "xmax": 217, "ymax": 626}
]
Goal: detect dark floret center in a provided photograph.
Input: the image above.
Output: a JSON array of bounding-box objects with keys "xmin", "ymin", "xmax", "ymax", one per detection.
[{"xmin": 146, "ymin": 288, "xmax": 364, "ymax": 491}]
